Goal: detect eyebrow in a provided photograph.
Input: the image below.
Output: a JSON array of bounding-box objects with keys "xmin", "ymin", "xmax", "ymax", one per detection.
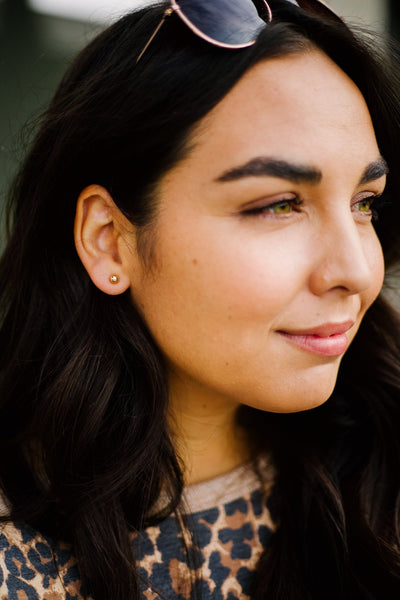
[
  {"xmin": 360, "ymin": 157, "xmax": 389, "ymax": 183},
  {"xmin": 215, "ymin": 156, "xmax": 389, "ymax": 185}
]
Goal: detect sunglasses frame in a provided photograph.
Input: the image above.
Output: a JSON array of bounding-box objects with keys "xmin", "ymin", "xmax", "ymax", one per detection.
[
  {"xmin": 136, "ymin": 0, "xmax": 342, "ymax": 64},
  {"xmin": 136, "ymin": 0, "xmax": 273, "ymax": 63},
  {"xmin": 171, "ymin": 0, "xmax": 272, "ymax": 49}
]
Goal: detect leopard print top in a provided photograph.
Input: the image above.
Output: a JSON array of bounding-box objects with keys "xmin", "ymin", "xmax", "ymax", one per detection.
[{"xmin": 0, "ymin": 460, "xmax": 276, "ymax": 600}]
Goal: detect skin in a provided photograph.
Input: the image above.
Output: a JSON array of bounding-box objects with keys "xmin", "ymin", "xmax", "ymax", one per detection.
[{"xmin": 75, "ymin": 49, "xmax": 386, "ymax": 484}]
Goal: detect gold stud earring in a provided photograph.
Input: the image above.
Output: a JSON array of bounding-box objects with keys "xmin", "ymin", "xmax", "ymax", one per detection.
[{"xmin": 109, "ymin": 274, "xmax": 120, "ymax": 284}]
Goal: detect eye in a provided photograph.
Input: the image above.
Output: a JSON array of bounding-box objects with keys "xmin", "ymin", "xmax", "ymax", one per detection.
[
  {"xmin": 352, "ymin": 194, "xmax": 386, "ymax": 221},
  {"xmin": 243, "ymin": 197, "xmax": 303, "ymax": 217},
  {"xmin": 356, "ymin": 197, "xmax": 374, "ymax": 212},
  {"xmin": 269, "ymin": 200, "xmax": 295, "ymax": 215}
]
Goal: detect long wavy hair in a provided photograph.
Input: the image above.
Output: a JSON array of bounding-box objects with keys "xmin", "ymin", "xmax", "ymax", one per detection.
[{"xmin": 1, "ymin": 1, "xmax": 400, "ymax": 598}]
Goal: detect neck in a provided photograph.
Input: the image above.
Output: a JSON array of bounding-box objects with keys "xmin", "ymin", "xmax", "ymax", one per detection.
[{"xmin": 168, "ymin": 377, "xmax": 250, "ymax": 486}]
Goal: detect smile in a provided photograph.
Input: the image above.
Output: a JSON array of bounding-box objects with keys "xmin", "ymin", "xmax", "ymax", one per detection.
[{"xmin": 278, "ymin": 321, "xmax": 355, "ymax": 357}]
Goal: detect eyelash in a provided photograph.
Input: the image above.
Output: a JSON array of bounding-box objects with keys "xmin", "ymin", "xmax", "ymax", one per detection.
[
  {"xmin": 243, "ymin": 197, "xmax": 303, "ymax": 217},
  {"xmin": 243, "ymin": 193, "xmax": 387, "ymax": 220}
]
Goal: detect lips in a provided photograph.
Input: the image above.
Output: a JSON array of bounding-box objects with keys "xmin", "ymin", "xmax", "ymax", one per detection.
[{"xmin": 278, "ymin": 320, "xmax": 355, "ymax": 357}]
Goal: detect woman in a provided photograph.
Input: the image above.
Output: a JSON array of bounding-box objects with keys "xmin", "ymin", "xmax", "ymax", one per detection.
[{"xmin": 0, "ymin": 0, "xmax": 400, "ymax": 598}]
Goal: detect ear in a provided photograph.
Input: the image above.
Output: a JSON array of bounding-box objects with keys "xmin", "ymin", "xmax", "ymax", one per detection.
[{"xmin": 74, "ymin": 184, "xmax": 134, "ymax": 295}]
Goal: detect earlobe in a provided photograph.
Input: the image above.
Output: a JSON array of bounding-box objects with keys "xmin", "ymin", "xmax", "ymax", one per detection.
[{"xmin": 74, "ymin": 184, "xmax": 132, "ymax": 295}]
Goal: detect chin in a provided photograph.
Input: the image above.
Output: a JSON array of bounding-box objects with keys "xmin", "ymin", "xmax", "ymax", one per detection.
[
  {"xmin": 241, "ymin": 370, "xmax": 338, "ymax": 414},
  {"xmin": 272, "ymin": 392, "xmax": 333, "ymax": 414}
]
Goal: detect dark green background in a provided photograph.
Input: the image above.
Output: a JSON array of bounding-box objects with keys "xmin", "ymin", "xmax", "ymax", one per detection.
[{"xmin": 0, "ymin": 0, "xmax": 102, "ymax": 213}]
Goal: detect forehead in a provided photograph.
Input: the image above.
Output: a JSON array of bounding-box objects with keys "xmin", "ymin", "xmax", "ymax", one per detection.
[{"xmin": 184, "ymin": 48, "xmax": 379, "ymax": 179}]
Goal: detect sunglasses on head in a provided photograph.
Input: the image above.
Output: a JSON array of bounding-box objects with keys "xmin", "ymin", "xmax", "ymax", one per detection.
[{"xmin": 136, "ymin": 0, "xmax": 342, "ymax": 63}]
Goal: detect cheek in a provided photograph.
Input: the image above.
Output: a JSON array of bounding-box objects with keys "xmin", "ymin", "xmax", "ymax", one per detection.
[
  {"xmin": 143, "ymin": 224, "xmax": 303, "ymax": 328},
  {"xmin": 130, "ymin": 218, "xmax": 308, "ymax": 384}
]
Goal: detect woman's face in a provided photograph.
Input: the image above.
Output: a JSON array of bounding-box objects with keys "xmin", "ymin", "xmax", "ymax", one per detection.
[{"xmin": 127, "ymin": 49, "xmax": 386, "ymax": 414}]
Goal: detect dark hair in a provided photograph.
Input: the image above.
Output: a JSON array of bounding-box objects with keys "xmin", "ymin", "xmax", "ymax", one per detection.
[{"xmin": 1, "ymin": 1, "xmax": 400, "ymax": 599}]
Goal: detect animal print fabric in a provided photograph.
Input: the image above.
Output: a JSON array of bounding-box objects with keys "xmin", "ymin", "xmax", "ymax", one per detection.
[
  {"xmin": 0, "ymin": 521, "xmax": 83, "ymax": 599},
  {"xmin": 0, "ymin": 461, "xmax": 275, "ymax": 599}
]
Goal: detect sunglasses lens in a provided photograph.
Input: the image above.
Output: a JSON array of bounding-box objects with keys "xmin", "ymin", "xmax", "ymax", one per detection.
[{"xmin": 175, "ymin": 0, "xmax": 268, "ymax": 47}]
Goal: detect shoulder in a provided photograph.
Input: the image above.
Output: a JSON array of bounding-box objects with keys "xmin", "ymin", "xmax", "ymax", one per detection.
[{"xmin": 0, "ymin": 520, "xmax": 85, "ymax": 599}]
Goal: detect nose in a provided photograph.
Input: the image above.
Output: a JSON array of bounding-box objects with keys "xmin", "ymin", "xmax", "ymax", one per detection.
[{"xmin": 308, "ymin": 212, "xmax": 379, "ymax": 297}]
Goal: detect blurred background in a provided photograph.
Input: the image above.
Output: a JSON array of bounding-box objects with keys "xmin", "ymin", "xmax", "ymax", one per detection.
[{"xmin": 0, "ymin": 0, "xmax": 398, "ymax": 207}]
